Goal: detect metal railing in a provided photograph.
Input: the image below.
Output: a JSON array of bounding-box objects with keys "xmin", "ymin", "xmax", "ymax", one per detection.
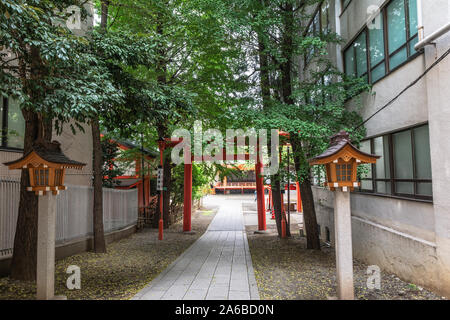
[{"xmin": 0, "ymin": 177, "xmax": 138, "ymax": 257}]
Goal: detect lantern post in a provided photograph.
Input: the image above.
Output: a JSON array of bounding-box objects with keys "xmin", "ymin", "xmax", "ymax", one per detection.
[
  {"xmin": 309, "ymin": 131, "xmax": 379, "ymax": 300},
  {"xmin": 37, "ymin": 193, "xmax": 57, "ymax": 300},
  {"xmin": 4, "ymin": 140, "xmax": 85, "ymax": 300}
]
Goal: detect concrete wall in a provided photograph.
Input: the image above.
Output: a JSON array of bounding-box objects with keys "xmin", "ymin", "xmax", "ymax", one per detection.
[
  {"xmin": 313, "ymin": 186, "xmax": 441, "ymax": 294},
  {"xmin": 56, "ymin": 122, "xmax": 93, "ymax": 186},
  {"xmin": 422, "ymin": 0, "xmax": 450, "ymax": 298},
  {"xmin": 346, "ymin": 55, "xmax": 428, "ymax": 137},
  {"xmin": 309, "ymin": 0, "xmax": 450, "ymax": 297}
]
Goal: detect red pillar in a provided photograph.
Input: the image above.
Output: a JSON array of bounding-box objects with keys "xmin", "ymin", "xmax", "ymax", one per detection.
[
  {"xmin": 260, "ymin": 163, "xmax": 266, "ymax": 214},
  {"xmin": 255, "ymin": 162, "xmax": 261, "ymax": 225},
  {"xmin": 138, "ymin": 182, "xmax": 144, "ymax": 208},
  {"xmin": 183, "ymin": 162, "xmax": 193, "ymax": 232},
  {"xmin": 255, "ymin": 161, "xmax": 266, "ymax": 231},
  {"xmin": 296, "ymin": 181, "xmax": 302, "ymax": 213}
]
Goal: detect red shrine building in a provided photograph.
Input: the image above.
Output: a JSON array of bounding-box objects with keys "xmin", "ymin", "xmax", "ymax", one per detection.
[
  {"xmin": 103, "ymin": 136, "xmax": 158, "ymax": 210},
  {"xmin": 213, "ymin": 165, "xmax": 258, "ymax": 195}
]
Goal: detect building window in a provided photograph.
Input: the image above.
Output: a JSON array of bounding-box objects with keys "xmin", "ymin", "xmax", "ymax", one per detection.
[
  {"xmin": 321, "ymin": 0, "xmax": 331, "ymax": 34},
  {"xmin": 369, "ymin": 12, "xmax": 386, "ymax": 82},
  {"xmin": 1, "ymin": 97, "xmax": 25, "ymax": 150},
  {"xmin": 359, "ymin": 124, "xmax": 432, "ymax": 201},
  {"xmin": 304, "ymin": 0, "xmax": 331, "ymax": 67},
  {"xmin": 344, "ymin": 0, "xmax": 420, "ymax": 84}
]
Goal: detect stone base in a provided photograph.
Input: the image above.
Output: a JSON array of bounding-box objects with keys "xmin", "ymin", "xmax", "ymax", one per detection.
[
  {"xmin": 183, "ymin": 231, "xmax": 197, "ymax": 235},
  {"xmin": 37, "ymin": 295, "xmax": 67, "ymax": 301},
  {"xmin": 254, "ymin": 230, "xmax": 270, "ymax": 235}
]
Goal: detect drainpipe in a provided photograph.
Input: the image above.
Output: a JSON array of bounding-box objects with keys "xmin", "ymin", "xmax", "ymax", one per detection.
[
  {"xmin": 415, "ymin": 22, "xmax": 450, "ymax": 51},
  {"xmin": 417, "ymin": 0, "xmax": 424, "ymax": 41},
  {"xmin": 415, "ymin": 0, "xmax": 450, "ymax": 51},
  {"xmin": 335, "ymin": 0, "xmax": 344, "ymax": 72}
]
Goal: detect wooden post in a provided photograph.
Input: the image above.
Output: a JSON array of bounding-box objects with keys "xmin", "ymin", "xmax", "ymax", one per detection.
[
  {"xmin": 36, "ymin": 194, "xmax": 57, "ymax": 300},
  {"xmin": 334, "ymin": 189, "xmax": 354, "ymax": 300}
]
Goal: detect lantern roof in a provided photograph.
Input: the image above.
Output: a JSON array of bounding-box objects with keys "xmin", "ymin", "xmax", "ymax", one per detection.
[
  {"xmin": 309, "ymin": 131, "xmax": 380, "ymax": 165},
  {"xmin": 4, "ymin": 140, "xmax": 86, "ymax": 170}
]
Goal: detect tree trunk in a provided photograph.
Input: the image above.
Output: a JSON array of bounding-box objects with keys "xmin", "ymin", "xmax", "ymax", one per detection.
[
  {"xmin": 280, "ymin": 3, "xmax": 294, "ymax": 106},
  {"xmin": 255, "ymin": 2, "xmax": 285, "ymax": 237},
  {"xmin": 278, "ymin": 3, "xmax": 314, "ymax": 243},
  {"xmin": 271, "ymin": 176, "xmax": 283, "ymax": 236},
  {"xmin": 100, "ymin": 1, "xmax": 109, "ymax": 30},
  {"xmin": 257, "ymin": 33, "xmax": 271, "ymax": 108},
  {"xmin": 91, "ymin": 117, "xmax": 106, "ymax": 253},
  {"xmin": 10, "ymin": 110, "xmax": 40, "ymax": 280},
  {"xmin": 290, "ymin": 135, "xmax": 321, "ymax": 250},
  {"xmin": 299, "ymin": 177, "xmax": 321, "ymax": 250},
  {"xmin": 10, "ymin": 44, "xmax": 51, "ymax": 280},
  {"xmin": 278, "ymin": 2, "xmax": 294, "ymax": 239},
  {"xmin": 154, "ymin": 10, "xmax": 173, "ymax": 228},
  {"xmin": 90, "ymin": 0, "xmax": 109, "ymax": 253}
]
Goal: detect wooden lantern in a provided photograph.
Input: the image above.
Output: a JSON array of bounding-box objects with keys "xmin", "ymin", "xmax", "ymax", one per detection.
[
  {"xmin": 4, "ymin": 140, "xmax": 85, "ymax": 195},
  {"xmin": 309, "ymin": 131, "xmax": 380, "ymax": 192}
]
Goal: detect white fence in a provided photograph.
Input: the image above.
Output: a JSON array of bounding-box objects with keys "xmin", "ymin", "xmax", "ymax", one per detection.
[{"xmin": 0, "ymin": 177, "xmax": 138, "ymax": 257}]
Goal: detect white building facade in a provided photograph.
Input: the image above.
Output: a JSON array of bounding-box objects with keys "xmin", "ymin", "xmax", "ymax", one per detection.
[
  {"xmin": 304, "ymin": 0, "xmax": 450, "ymax": 297},
  {"xmin": 0, "ymin": 2, "xmax": 95, "ymax": 185}
]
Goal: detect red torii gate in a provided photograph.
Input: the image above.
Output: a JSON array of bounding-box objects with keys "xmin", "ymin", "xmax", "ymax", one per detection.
[
  {"xmin": 157, "ymin": 138, "xmax": 267, "ymax": 239},
  {"xmin": 158, "ymin": 131, "xmax": 303, "ymax": 240}
]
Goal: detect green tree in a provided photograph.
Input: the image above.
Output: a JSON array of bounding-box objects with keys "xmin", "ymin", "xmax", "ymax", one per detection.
[
  {"xmin": 89, "ymin": 0, "xmax": 164, "ymax": 251},
  {"xmin": 100, "ymin": 136, "xmax": 125, "ymax": 188},
  {"xmin": 220, "ymin": 0, "xmax": 369, "ymax": 248},
  {"xmin": 97, "ymin": 0, "xmax": 245, "ymax": 226},
  {"xmin": 0, "ymin": 0, "xmax": 122, "ymax": 279}
]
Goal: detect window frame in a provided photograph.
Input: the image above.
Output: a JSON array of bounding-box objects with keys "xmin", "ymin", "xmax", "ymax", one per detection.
[
  {"xmin": 359, "ymin": 123, "xmax": 433, "ymax": 202},
  {"xmin": 343, "ymin": 0, "xmax": 422, "ymax": 85},
  {"xmin": 304, "ymin": 0, "xmax": 331, "ymax": 68},
  {"xmin": 0, "ymin": 97, "xmax": 25, "ymax": 152}
]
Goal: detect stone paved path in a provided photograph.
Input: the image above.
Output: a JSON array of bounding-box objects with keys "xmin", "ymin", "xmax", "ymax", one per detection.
[{"xmin": 133, "ymin": 196, "xmax": 260, "ymax": 300}]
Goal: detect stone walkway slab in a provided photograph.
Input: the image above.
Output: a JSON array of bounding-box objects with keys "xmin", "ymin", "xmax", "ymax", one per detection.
[{"xmin": 133, "ymin": 196, "xmax": 260, "ymax": 300}]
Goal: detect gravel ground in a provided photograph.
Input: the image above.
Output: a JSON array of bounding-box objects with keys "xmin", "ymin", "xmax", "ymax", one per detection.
[
  {"xmin": 246, "ymin": 224, "xmax": 446, "ymax": 300},
  {"xmin": 0, "ymin": 206, "xmax": 217, "ymax": 300}
]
